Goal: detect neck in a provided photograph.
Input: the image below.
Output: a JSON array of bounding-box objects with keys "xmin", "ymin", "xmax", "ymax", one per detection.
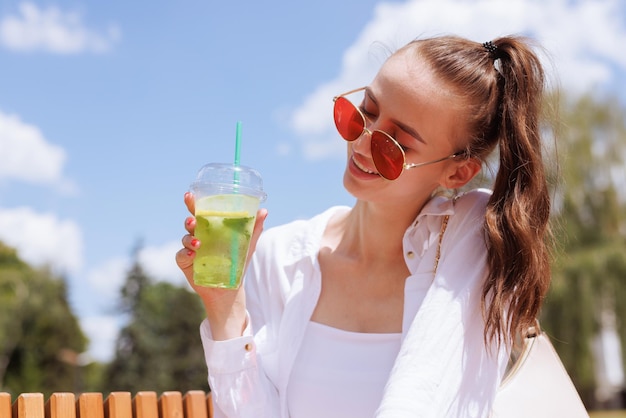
[{"xmin": 329, "ymin": 198, "xmax": 428, "ymax": 262}]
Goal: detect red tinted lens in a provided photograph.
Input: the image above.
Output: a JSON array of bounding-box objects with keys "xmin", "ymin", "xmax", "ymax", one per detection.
[
  {"xmin": 333, "ymin": 97, "xmax": 365, "ymax": 141},
  {"xmin": 371, "ymin": 132, "xmax": 404, "ymax": 180}
]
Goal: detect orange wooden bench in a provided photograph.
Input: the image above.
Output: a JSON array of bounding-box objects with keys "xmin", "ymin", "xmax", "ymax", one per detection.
[{"xmin": 0, "ymin": 390, "xmax": 214, "ymax": 418}]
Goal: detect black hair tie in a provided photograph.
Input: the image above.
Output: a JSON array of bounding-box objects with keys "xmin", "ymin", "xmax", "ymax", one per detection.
[{"xmin": 482, "ymin": 41, "xmax": 498, "ymax": 55}]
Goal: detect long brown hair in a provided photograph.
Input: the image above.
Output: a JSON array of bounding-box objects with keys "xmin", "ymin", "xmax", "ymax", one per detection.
[{"xmin": 409, "ymin": 35, "xmax": 553, "ymax": 346}]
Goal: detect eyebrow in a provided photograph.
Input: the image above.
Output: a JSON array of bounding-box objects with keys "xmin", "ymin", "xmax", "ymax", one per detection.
[{"xmin": 365, "ymin": 88, "xmax": 427, "ymax": 145}]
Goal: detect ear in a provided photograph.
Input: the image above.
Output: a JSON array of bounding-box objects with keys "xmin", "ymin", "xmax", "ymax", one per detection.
[{"xmin": 441, "ymin": 157, "xmax": 482, "ymax": 189}]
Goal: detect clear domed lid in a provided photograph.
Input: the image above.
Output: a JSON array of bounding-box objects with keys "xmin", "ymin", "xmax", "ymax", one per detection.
[{"xmin": 190, "ymin": 162, "xmax": 266, "ymax": 201}]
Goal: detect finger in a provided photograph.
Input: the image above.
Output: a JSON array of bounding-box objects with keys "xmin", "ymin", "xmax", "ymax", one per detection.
[
  {"xmin": 181, "ymin": 234, "xmax": 200, "ymax": 251},
  {"xmin": 185, "ymin": 216, "xmax": 196, "ymax": 234},
  {"xmin": 175, "ymin": 246, "xmax": 195, "ymax": 274},
  {"xmin": 184, "ymin": 192, "xmax": 196, "ymax": 215},
  {"xmin": 248, "ymin": 208, "xmax": 268, "ymax": 256}
]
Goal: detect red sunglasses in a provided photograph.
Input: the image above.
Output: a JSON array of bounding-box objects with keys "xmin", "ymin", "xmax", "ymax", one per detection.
[{"xmin": 333, "ymin": 87, "xmax": 465, "ymax": 180}]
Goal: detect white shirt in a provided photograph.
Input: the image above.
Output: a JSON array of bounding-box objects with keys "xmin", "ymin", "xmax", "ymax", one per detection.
[
  {"xmin": 287, "ymin": 322, "xmax": 402, "ymax": 418},
  {"xmin": 200, "ymin": 189, "xmax": 509, "ymax": 418}
]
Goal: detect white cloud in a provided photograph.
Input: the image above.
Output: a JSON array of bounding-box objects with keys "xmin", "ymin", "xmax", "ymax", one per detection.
[
  {"xmin": 81, "ymin": 315, "xmax": 121, "ymax": 363},
  {"xmin": 86, "ymin": 256, "xmax": 129, "ymax": 302},
  {"xmin": 290, "ymin": 0, "xmax": 626, "ymax": 160},
  {"xmin": 86, "ymin": 241, "xmax": 188, "ymax": 308},
  {"xmin": 0, "ymin": 110, "xmax": 76, "ymax": 192},
  {"xmin": 83, "ymin": 241, "xmax": 190, "ymax": 362},
  {"xmin": 139, "ymin": 240, "xmax": 188, "ymax": 286},
  {"xmin": 81, "ymin": 243, "xmax": 190, "ymax": 362},
  {"xmin": 0, "ymin": 2, "xmax": 121, "ymax": 54},
  {"xmin": 0, "ymin": 206, "xmax": 83, "ymax": 274}
]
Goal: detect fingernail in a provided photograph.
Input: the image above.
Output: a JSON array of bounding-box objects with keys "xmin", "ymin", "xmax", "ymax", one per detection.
[
  {"xmin": 191, "ymin": 238, "xmax": 199, "ymax": 247},
  {"xmin": 186, "ymin": 217, "xmax": 194, "ymax": 226},
  {"xmin": 187, "ymin": 250, "xmax": 194, "ymax": 257}
]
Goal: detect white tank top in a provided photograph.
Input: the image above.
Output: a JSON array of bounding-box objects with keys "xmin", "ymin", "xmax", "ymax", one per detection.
[{"xmin": 287, "ymin": 321, "xmax": 402, "ymax": 418}]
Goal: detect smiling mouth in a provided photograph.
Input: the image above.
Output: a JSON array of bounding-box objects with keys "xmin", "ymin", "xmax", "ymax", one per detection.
[{"xmin": 352, "ymin": 156, "xmax": 377, "ymax": 175}]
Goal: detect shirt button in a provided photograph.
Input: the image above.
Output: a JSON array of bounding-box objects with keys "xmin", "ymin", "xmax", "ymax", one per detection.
[
  {"xmin": 244, "ymin": 343, "xmax": 253, "ymax": 352},
  {"xmin": 406, "ymin": 251, "xmax": 415, "ymax": 259}
]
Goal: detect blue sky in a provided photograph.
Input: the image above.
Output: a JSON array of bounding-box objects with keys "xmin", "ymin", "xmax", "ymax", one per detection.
[{"xmin": 1, "ymin": 0, "xmax": 625, "ymax": 362}]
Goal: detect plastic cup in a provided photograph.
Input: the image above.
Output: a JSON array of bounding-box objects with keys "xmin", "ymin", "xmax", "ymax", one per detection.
[{"xmin": 190, "ymin": 163, "xmax": 267, "ymax": 289}]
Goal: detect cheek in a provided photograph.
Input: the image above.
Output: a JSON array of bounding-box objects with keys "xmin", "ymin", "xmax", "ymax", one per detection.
[{"xmin": 402, "ymin": 166, "xmax": 446, "ymax": 191}]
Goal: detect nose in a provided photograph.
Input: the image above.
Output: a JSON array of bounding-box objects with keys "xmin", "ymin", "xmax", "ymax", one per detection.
[{"xmin": 351, "ymin": 127, "xmax": 374, "ymax": 158}]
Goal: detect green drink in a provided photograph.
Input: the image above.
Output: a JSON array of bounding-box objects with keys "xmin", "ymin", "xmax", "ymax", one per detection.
[
  {"xmin": 193, "ymin": 198, "xmax": 256, "ymax": 288},
  {"xmin": 190, "ymin": 163, "xmax": 266, "ymax": 289}
]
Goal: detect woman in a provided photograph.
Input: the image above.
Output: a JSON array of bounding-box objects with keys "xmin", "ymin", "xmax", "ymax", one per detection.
[{"xmin": 176, "ymin": 34, "xmax": 552, "ymax": 417}]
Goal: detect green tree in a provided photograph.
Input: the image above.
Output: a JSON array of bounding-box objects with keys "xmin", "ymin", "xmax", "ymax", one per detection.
[
  {"xmin": 103, "ymin": 247, "xmax": 209, "ymax": 394},
  {"xmin": 0, "ymin": 242, "xmax": 87, "ymax": 396},
  {"xmin": 541, "ymin": 94, "xmax": 626, "ymax": 406}
]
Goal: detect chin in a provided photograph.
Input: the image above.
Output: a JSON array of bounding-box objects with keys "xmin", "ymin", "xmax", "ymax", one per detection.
[{"xmin": 343, "ymin": 169, "xmax": 376, "ymax": 201}]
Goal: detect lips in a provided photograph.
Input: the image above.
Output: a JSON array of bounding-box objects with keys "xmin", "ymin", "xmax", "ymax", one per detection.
[{"xmin": 351, "ymin": 155, "xmax": 377, "ymax": 175}]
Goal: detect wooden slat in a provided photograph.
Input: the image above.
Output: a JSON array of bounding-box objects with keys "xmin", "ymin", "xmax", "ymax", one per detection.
[
  {"xmin": 46, "ymin": 392, "xmax": 76, "ymax": 418},
  {"xmin": 158, "ymin": 392, "xmax": 182, "ymax": 418},
  {"xmin": 206, "ymin": 393, "xmax": 213, "ymax": 418},
  {"xmin": 104, "ymin": 392, "xmax": 132, "ymax": 418},
  {"xmin": 0, "ymin": 393, "xmax": 12, "ymax": 418},
  {"xmin": 3, "ymin": 391, "xmax": 215, "ymax": 418},
  {"xmin": 14, "ymin": 393, "xmax": 45, "ymax": 418},
  {"xmin": 77, "ymin": 393, "xmax": 104, "ymax": 418},
  {"xmin": 182, "ymin": 391, "xmax": 208, "ymax": 418},
  {"xmin": 133, "ymin": 392, "xmax": 158, "ymax": 418}
]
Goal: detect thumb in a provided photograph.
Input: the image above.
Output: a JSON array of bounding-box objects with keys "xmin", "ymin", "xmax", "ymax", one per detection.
[{"xmin": 248, "ymin": 208, "xmax": 268, "ymax": 256}]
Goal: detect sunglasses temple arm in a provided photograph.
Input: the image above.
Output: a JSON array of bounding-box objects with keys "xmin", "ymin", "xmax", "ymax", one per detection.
[{"xmin": 403, "ymin": 153, "xmax": 465, "ymax": 170}]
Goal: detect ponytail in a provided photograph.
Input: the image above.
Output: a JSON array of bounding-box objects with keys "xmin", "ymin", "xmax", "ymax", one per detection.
[
  {"xmin": 412, "ymin": 36, "xmax": 553, "ymax": 346},
  {"xmin": 483, "ymin": 38, "xmax": 552, "ymax": 345}
]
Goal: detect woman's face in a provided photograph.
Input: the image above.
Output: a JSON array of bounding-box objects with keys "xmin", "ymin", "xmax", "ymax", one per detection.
[{"xmin": 342, "ymin": 46, "xmax": 473, "ymax": 205}]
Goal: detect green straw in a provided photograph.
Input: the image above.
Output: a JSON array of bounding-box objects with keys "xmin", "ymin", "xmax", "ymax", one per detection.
[
  {"xmin": 229, "ymin": 121, "xmax": 242, "ymax": 287},
  {"xmin": 233, "ymin": 121, "xmax": 242, "ymax": 184}
]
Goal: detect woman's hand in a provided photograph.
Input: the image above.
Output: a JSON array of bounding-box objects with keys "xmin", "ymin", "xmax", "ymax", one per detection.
[{"xmin": 175, "ymin": 191, "xmax": 268, "ymax": 340}]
